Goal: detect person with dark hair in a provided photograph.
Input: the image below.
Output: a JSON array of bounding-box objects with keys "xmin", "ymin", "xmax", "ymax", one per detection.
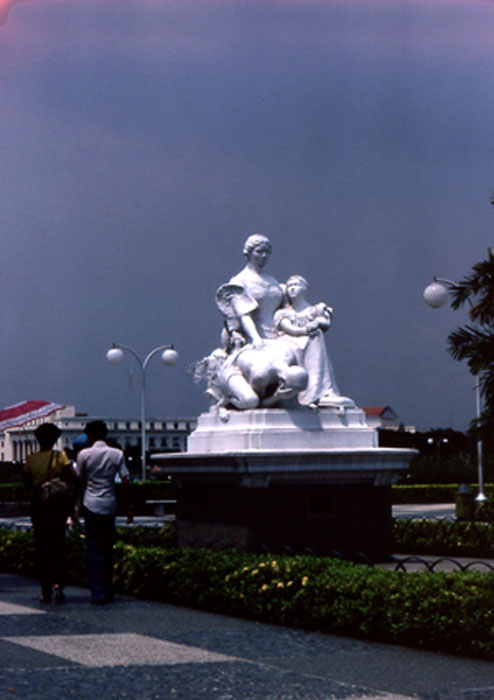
[
  {"xmin": 23, "ymin": 423, "xmax": 77, "ymax": 604},
  {"xmin": 76, "ymin": 420, "xmax": 130, "ymax": 604}
]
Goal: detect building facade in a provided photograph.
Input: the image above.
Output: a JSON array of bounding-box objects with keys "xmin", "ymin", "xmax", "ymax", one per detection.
[{"xmin": 0, "ymin": 401, "xmax": 196, "ymax": 463}]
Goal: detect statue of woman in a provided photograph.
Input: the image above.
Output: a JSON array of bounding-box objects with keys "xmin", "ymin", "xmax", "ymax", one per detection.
[
  {"xmin": 274, "ymin": 275, "xmax": 353, "ymax": 409},
  {"xmin": 219, "ymin": 234, "xmax": 284, "ymax": 346},
  {"xmin": 193, "ymin": 235, "xmax": 307, "ymax": 410}
]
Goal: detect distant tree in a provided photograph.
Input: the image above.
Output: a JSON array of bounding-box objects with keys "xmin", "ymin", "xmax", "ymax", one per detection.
[
  {"xmin": 447, "ymin": 248, "xmax": 494, "ymax": 440},
  {"xmin": 386, "ymin": 428, "xmax": 480, "ymax": 484}
]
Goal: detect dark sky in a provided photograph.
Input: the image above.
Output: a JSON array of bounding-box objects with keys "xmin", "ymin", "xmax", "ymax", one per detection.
[{"xmin": 1, "ymin": 0, "xmax": 494, "ymax": 431}]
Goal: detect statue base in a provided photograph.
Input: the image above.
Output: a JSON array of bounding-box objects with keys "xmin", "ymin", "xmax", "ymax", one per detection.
[
  {"xmin": 187, "ymin": 404, "xmax": 376, "ymax": 452},
  {"xmin": 153, "ymin": 406, "xmax": 416, "ymax": 558}
]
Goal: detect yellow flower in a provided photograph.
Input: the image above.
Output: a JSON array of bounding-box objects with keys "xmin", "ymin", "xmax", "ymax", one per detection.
[
  {"xmin": 225, "ymin": 574, "xmax": 230, "ymax": 582},
  {"xmin": 276, "ymin": 581, "xmax": 284, "ymax": 588},
  {"xmin": 301, "ymin": 576, "xmax": 309, "ymax": 587},
  {"xmin": 242, "ymin": 566, "xmax": 249, "ymax": 572},
  {"xmin": 251, "ymin": 568, "xmax": 259, "ymax": 576},
  {"xmin": 260, "ymin": 584, "xmax": 269, "ymax": 591},
  {"xmin": 287, "ymin": 581, "xmax": 293, "ymax": 587}
]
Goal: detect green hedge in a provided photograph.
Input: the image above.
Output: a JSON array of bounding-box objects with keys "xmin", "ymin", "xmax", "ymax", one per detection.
[
  {"xmin": 0, "ymin": 463, "xmax": 23, "ymax": 484},
  {"xmin": 392, "ymin": 484, "xmax": 457, "ymax": 503},
  {"xmin": 0, "ymin": 483, "xmax": 29, "ymax": 502},
  {"xmin": 2, "ymin": 527, "xmax": 494, "ymax": 659},
  {"xmin": 393, "ymin": 519, "xmax": 494, "ymax": 558}
]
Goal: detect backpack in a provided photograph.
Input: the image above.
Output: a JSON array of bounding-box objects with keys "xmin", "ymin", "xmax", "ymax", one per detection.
[{"xmin": 38, "ymin": 452, "xmax": 72, "ymax": 510}]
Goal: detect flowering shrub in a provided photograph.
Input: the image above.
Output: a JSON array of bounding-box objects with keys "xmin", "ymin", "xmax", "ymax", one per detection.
[
  {"xmin": 2, "ymin": 527, "xmax": 494, "ymax": 659},
  {"xmin": 0, "ymin": 528, "xmax": 36, "ymax": 577},
  {"xmin": 110, "ymin": 545, "xmax": 494, "ymax": 658}
]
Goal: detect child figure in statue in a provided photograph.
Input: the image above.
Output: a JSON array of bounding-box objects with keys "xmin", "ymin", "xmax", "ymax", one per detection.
[{"xmin": 274, "ymin": 275, "xmax": 352, "ymax": 409}]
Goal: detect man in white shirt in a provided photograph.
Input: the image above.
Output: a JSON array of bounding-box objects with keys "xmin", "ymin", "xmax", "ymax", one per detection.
[{"xmin": 76, "ymin": 421, "xmax": 130, "ymax": 604}]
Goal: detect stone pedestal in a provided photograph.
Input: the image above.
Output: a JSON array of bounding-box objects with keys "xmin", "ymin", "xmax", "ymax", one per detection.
[
  {"xmin": 187, "ymin": 405, "xmax": 376, "ymax": 452},
  {"xmin": 153, "ymin": 407, "xmax": 416, "ymax": 558}
]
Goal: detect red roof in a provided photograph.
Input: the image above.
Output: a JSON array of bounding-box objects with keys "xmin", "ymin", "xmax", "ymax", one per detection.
[
  {"xmin": 362, "ymin": 406, "xmax": 389, "ymax": 416},
  {"xmin": 362, "ymin": 406, "xmax": 398, "ymax": 419},
  {"xmin": 0, "ymin": 401, "xmax": 65, "ymax": 431}
]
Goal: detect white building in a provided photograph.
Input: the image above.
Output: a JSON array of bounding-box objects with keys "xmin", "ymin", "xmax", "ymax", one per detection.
[
  {"xmin": 362, "ymin": 406, "xmax": 416, "ymax": 433},
  {"xmin": 0, "ymin": 400, "xmax": 197, "ymax": 463}
]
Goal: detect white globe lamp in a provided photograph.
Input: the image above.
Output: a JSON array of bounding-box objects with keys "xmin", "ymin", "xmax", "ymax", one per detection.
[
  {"xmin": 106, "ymin": 347, "xmax": 124, "ymax": 365},
  {"xmin": 161, "ymin": 347, "xmax": 179, "ymax": 366},
  {"xmin": 423, "ymin": 282, "xmax": 448, "ymax": 308}
]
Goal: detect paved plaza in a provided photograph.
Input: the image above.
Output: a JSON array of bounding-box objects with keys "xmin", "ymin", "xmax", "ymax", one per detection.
[
  {"xmin": 392, "ymin": 504, "xmax": 456, "ymax": 520},
  {"xmin": 1, "ymin": 572, "xmax": 494, "ymax": 699}
]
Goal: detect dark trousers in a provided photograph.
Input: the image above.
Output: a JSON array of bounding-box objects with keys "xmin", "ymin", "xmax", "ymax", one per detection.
[
  {"xmin": 31, "ymin": 505, "xmax": 67, "ymax": 599},
  {"xmin": 83, "ymin": 506, "xmax": 116, "ymax": 602}
]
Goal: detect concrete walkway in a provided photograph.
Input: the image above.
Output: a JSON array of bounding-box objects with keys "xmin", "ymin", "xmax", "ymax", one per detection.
[
  {"xmin": 392, "ymin": 503, "xmax": 455, "ymax": 520},
  {"xmin": 1, "ymin": 572, "xmax": 494, "ymax": 699}
]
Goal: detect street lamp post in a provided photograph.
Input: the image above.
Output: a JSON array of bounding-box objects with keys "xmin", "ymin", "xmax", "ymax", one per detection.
[
  {"xmin": 106, "ymin": 343, "xmax": 179, "ymax": 481},
  {"xmin": 423, "ymin": 277, "xmax": 486, "ymax": 503}
]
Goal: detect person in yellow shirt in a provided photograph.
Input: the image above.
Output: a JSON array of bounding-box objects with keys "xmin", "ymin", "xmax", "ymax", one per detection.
[{"xmin": 23, "ymin": 423, "xmax": 77, "ymax": 604}]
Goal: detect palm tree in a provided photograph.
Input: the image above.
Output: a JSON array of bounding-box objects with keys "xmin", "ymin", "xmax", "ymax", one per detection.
[
  {"xmin": 448, "ymin": 247, "xmax": 494, "ymax": 324},
  {"xmin": 447, "ymin": 248, "xmax": 494, "ymax": 436}
]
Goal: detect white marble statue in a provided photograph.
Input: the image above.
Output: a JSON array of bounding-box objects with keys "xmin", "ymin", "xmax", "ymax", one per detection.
[
  {"xmin": 191, "ymin": 234, "xmax": 353, "ymax": 411},
  {"xmin": 274, "ymin": 275, "xmax": 353, "ymax": 409}
]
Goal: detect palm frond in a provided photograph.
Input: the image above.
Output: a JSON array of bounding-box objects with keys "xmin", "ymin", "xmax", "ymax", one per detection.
[
  {"xmin": 447, "ymin": 325, "xmax": 485, "ymax": 362},
  {"xmin": 450, "ymin": 248, "xmax": 494, "ymax": 324}
]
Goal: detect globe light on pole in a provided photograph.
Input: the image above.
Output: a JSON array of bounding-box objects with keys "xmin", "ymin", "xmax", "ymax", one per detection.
[
  {"xmin": 161, "ymin": 347, "xmax": 179, "ymax": 366},
  {"xmin": 106, "ymin": 346, "xmax": 124, "ymax": 365},
  {"xmin": 106, "ymin": 342, "xmax": 179, "ymax": 481},
  {"xmin": 423, "ymin": 281, "xmax": 449, "ymax": 309},
  {"xmin": 423, "ymin": 278, "xmax": 486, "ymax": 503}
]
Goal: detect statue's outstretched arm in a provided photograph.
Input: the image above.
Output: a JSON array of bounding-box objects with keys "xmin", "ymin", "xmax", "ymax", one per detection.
[{"xmin": 239, "ymin": 313, "xmax": 263, "ymax": 347}]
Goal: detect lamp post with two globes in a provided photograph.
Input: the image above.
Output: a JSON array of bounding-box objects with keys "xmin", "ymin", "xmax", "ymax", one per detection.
[
  {"xmin": 423, "ymin": 278, "xmax": 486, "ymax": 503},
  {"xmin": 106, "ymin": 343, "xmax": 179, "ymax": 481}
]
